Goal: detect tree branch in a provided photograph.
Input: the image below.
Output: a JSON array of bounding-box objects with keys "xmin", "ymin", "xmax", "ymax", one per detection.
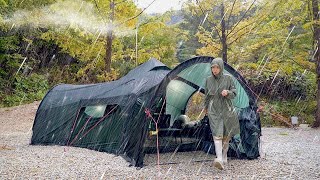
[
  {"xmin": 227, "ymin": 19, "xmax": 263, "ymax": 46},
  {"xmin": 208, "ymin": 44, "xmax": 222, "ymax": 51},
  {"xmin": 94, "ymin": 0, "xmax": 108, "ymax": 24},
  {"xmin": 116, "ymin": 0, "xmax": 157, "ymax": 27},
  {"xmin": 227, "ymin": 0, "xmax": 257, "ymax": 37},
  {"xmin": 228, "ymin": 15, "xmax": 265, "ymax": 43},
  {"xmin": 114, "ymin": 0, "xmax": 127, "ymax": 5},
  {"xmin": 195, "ymin": 0, "xmax": 222, "ymax": 41},
  {"xmin": 226, "ymin": 0, "xmax": 237, "ymax": 30}
]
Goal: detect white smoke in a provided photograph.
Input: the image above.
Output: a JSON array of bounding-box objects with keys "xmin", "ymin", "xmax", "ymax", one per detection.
[{"xmin": 4, "ymin": 0, "xmax": 134, "ymax": 36}]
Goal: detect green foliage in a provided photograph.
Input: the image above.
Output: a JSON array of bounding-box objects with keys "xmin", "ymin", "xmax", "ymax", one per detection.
[
  {"xmin": 0, "ymin": 0, "xmax": 318, "ymax": 128},
  {"xmin": 1, "ymin": 73, "xmax": 48, "ymax": 107},
  {"xmin": 0, "ymin": 35, "xmax": 23, "ymax": 94},
  {"xmin": 184, "ymin": 0, "xmax": 271, "ymax": 61},
  {"xmin": 0, "ymin": 0, "xmax": 8, "ymax": 11},
  {"xmin": 238, "ymin": 61, "xmax": 316, "ymax": 101},
  {"xmin": 177, "ymin": 4, "xmax": 207, "ymax": 62},
  {"xmin": 46, "ymin": 65, "xmax": 78, "ymax": 85},
  {"xmin": 260, "ymin": 99, "xmax": 316, "ymax": 127},
  {"xmin": 137, "ymin": 18, "xmax": 181, "ymax": 68}
]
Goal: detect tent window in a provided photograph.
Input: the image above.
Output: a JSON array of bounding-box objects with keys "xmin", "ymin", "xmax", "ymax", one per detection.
[
  {"xmin": 83, "ymin": 105, "xmax": 118, "ymax": 118},
  {"xmin": 84, "ymin": 105, "xmax": 106, "ymax": 118},
  {"xmin": 104, "ymin": 105, "xmax": 118, "ymax": 116}
]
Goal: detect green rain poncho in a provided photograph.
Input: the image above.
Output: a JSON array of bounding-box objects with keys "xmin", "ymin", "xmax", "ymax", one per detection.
[{"xmin": 205, "ymin": 58, "xmax": 240, "ymax": 138}]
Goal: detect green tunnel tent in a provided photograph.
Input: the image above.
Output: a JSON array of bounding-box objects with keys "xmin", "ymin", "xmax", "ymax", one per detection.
[
  {"xmin": 31, "ymin": 58, "xmax": 171, "ymax": 167},
  {"xmin": 31, "ymin": 57, "xmax": 261, "ymax": 168}
]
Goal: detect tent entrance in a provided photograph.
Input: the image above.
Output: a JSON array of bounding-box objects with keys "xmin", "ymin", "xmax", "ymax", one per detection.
[
  {"xmin": 166, "ymin": 62, "xmax": 250, "ymax": 124},
  {"xmin": 144, "ymin": 61, "xmax": 253, "ymax": 154}
]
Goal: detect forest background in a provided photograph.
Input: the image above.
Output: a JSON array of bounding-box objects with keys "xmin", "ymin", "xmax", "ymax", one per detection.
[{"xmin": 1, "ymin": 0, "xmax": 319, "ymax": 127}]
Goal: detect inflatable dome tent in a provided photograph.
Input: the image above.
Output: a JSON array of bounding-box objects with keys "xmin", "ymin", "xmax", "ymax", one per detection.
[{"xmin": 31, "ymin": 56, "xmax": 261, "ymax": 167}]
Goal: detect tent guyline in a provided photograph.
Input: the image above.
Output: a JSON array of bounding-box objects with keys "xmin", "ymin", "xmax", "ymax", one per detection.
[
  {"xmin": 31, "ymin": 56, "xmax": 261, "ymax": 167},
  {"xmin": 145, "ymin": 97, "xmax": 166, "ymax": 170},
  {"xmin": 66, "ymin": 108, "xmax": 82, "ymax": 146},
  {"xmin": 68, "ymin": 105, "xmax": 119, "ymax": 146}
]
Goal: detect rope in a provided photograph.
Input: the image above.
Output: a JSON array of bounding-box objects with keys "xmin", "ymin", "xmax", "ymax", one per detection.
[
  {"xmin": 145, "ymin": 108, "xmax": 160, "ymax": 174},
  {"xmin": 69, "ymin": 105, "xmax": 118, "ymax": 146},
  {"xmin": 78, "ymin": 105, "xmax": 118, "ymax": 141},
  {"xmin": 144, "ymin": 98, "xmax": 166, "ymax": 176},
  {"xmin": 69, "ymin": 116, "xmax": 93, "ymax": 146},
  {"xmin": 66, "ymin": 108, "xmax": 82, "ymax": 146}
]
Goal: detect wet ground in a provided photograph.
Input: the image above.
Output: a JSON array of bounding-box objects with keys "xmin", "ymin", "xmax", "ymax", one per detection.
[{"xmin": 1, "ymin": 102, "xmax": 320, "ymax": 179}]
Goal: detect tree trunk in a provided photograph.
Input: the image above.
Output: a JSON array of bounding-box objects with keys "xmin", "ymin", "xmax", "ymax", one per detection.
[
  {"xmin": 105, "ymin": 0, "xmax": 114, "ymax": 73},
  {"xmin": 312, "ymin": 0, "xmax": 320, "ymax": 128},
  {"xmin": 105, "ymin": 30, "xmax": 113, "ymax": 72},
  {"xmin": 220, "ymin": 3, "xmax": 228, "ymax": 63}
]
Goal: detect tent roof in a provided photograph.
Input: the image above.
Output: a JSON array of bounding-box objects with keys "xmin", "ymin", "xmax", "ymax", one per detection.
[{"xmin": 39, "ymin": 58, "xmax": 171, "ymax": 110}]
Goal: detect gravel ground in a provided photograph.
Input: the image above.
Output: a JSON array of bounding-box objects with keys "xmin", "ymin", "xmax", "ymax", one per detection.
[{"xmin": 0, "ymin": 102, "xmax": 320, "ymax": 179}]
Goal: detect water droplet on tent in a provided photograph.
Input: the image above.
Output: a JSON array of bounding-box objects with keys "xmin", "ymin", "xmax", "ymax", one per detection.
[
  {"xmin": 62, "ymin": 96, "xmax": 67, "ymax": 104},
  {"xmin": 97, "ymin": 126, "xmax": 103, "ymax": 135}
]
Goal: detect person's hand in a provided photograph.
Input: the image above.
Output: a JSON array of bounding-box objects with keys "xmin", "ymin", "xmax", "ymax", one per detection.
[
  {"xmin": 204, "ymin": 108, "xmax": 208, "ymax": 115},
  {"xmin": 221, "ymin": 90, "xmax": 228, "ymax": 97}
]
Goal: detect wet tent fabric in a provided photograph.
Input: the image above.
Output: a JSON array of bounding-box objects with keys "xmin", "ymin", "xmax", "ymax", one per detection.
[
  {"xmin": 160, "ymin": 56, "xmax": 261, "ymax": 159},
  {"xmin": 31, "ymin": 58, "xmax": 171, "ymax": 167},
  {"xmin": 31, "ymin": 56, "xmax": 261, "ymax": 167}
]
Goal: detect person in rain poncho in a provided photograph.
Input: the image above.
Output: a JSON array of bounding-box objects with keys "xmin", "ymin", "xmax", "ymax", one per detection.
[{"xmin": 204, "ymin": 58, "xmax": 240, "ymax": 170}]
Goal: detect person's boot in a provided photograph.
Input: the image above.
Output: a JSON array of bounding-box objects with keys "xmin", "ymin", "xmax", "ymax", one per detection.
[
  {"xmin": 213, "ymin": 137, "xmax": 224, "ymax": 170},
  {"xmin": 222, "ymin": 138, "xmax": 230, "ymax": 164}
]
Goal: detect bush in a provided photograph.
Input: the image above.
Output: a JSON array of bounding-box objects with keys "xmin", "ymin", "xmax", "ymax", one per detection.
[
  {"xmin": 259, "ymin": 99, "xmax": 316, "ymax": 126},
  {"xmin": 238, "ymin": 62, "xmax": 316, "ymax": 101},
  {"xmin": 238, "ymin": 62, "xmax": 316, "ymax": 126},
  {"xmin": 1, "ymin": 73, "xmax": 49, "ymax": 107}
]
